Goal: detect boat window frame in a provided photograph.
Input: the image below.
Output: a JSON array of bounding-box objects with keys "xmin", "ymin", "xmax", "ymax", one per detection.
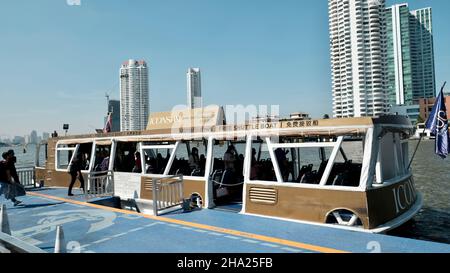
[
  {"xmin": 88, "ymin": 140, "xmax": 113, "ymax": 173},
  {"xmin": 140, "ymin": 142, "xmax": 178, "ymax": 177},
  {"xmin": 267, "ymin": 136, "xmax": 347, "ymax": 186},
  {"xmin": 56, "ymin": 140, "xmax": 116, "ymax": 173},
  {"xmin": 35, "ymin": 142, "xmax": 48, "ymax": 168},
  {"xmin": 111, "ymin": 140, "xmax": 141, "ymax": 174},
  {"xmin": 167, "ymin": 139, "xmax": 210, "ymax": 181},
  {"xmin": 55, "ymin": 143, "xmax": 79, "ymax": 172},
  {"xmin": 375, "ymin": 132, "xmax": 411, "ymax": 185},
  {"xmin": 208, "ymin": 137, "xmax": 248, "ymax": 180},
  {"xmin": 246, "ymin": 136, "xmax": 367, "ymax": 191}
]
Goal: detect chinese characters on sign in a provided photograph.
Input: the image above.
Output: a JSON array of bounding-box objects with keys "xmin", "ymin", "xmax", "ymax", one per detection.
[{"xmin": 283, "ymin": 120, "xmax": 319, "ymax": 128}]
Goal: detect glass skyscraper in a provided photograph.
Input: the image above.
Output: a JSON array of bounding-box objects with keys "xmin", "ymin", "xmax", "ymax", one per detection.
[
  {"xmin": 187, "ymin": 68, "xmax": 202, "ymax": 109},
  {"xmin": 104, "ymin": 100, "xmax": 121, "ymax": 132},
  {"xmin": 410, "ymin": 7, "xmax": 436, "ymax": 101},
  {"xmin": 386, "ymin": 4, "xmax": 435, "ymax": 106}
]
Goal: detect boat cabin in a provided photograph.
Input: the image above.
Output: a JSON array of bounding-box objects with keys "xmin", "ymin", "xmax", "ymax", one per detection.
[{"xmin": 35, "ymin": 107, "xmax": 422, "ymax": 233}]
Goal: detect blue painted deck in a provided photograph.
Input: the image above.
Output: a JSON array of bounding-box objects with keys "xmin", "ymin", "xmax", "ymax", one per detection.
[{"xmin": 2, "ymin": 187, "xmax": 450, "ymax": 253}]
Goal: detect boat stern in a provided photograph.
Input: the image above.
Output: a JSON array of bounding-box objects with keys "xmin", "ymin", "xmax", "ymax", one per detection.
[{"xmin": 366, "ymin": 176, "xmax": 422, "ymax": 233}]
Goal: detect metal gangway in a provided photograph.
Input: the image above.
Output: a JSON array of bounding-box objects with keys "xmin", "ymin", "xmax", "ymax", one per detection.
[
  {"xmin": 85, "ymin": 171, "xmax": 114, "ymax": 200},
  {"xmin": 152, "ymin": 174, "xmax": 184, "ymax": 216}
]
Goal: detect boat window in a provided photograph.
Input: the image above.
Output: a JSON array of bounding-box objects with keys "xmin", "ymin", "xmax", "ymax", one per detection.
[
  {"xmin": 114, "ymin": 142, "xmax": 139, "ymax": 173},
  {"xmin": 326, "ymin": 140, "xmax": 363, "ymax": 187},
  {"xmin": 378, "ymin": 133, "xmax": 407, "ymax": 182},
  {"xmin": 280, "ymin": 146, "xmax": 334, "ymax": 184},
  {"xmin": 401, "ymin": 141, "xmax": 409, "ymax": 170},
  {"xmin": 142, "ymin": 147, "xmax": 173, "ymax": 175},
  {"xmin": 267, "ymin": 137, "xmax": 363, "ymax": 187},
  {"xmin": 250, "ymin": 139, "xmax": 277, "ymax": 182},
  {"xmin": 56, "ymin": 144, "xmax": 77, "ymax": 170},
  {"xmin": 92, "ymin": 144, "xmax": 112, "ymax": 172},
  {"xmin": 169, "ymin": 140, "xmax": 208, "ymax": 177}
]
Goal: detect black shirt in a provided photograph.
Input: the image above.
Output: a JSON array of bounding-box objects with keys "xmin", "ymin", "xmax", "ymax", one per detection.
[
  {"xmin": 0, "ymin": 160, "xmax": 11, "ymax": 183},
  {"xmin": 70, "ymin": 157, "xmax": 82, "ymax": 173},
  {"xmin": 8, "ymin": 161, "xmax": 20, "ymax": 184}
]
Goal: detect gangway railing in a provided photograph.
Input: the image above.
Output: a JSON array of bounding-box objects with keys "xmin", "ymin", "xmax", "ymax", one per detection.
[
  {"xmin": 152, "ymin": 174, "xmax": 184, "ymax": 216},
  {"xmin": 85, "ymin": 171, "xmax": 114, "ymax": 200},
  {"xmin": 16, "ymin": 166, "xmax": 36, "ymax": 188},
  {"xmin": 0, "ymin": 232, "xmax": 46, "ymax": 253}
]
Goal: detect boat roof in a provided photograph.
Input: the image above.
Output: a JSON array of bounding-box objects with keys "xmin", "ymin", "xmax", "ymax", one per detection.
[{"xmin": 50, "ymin": 115, "xmax": 413, "ymax": 145}]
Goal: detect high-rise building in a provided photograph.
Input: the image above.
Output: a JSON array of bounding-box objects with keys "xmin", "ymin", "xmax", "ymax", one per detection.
[
  {"xmin": 187, "ymin": 68, "xmax": 202, "ymax": 109},
  {"xmin": 329, "ymin": 0, "xmax": 389, "ymax": 118},
  {"xmin": 386, "ymin": 3, "xmax": 414, "ymax": 106},
  {"xmin": 410, "ymin": 7, "xmax": 436, "ymax": 101},
  {"xmin": 386, "ymin": 4, "xmax": 436, "ymax": 106},
  {"xmin": 42, "ymin": 132, "xmax": 50, "ymax": 141},
  {"xmin": 120, "ymin": 59, "xmax": 149, "ymax": 131},
  {"xmin": 30, "ymin": 130, "xmax": 38, "ymax": 144},
  {"xmin": 104, "ymin": 99, "xmax": 121, "ymax": 132}
]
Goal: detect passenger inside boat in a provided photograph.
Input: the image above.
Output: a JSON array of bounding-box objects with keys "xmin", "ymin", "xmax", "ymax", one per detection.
[
  {"xmin": 93, "ymin": 145, "xmax": 111, "ymax": 172},
  {"xmin": 169, "ymin": 140, "xmax": 207, "ymax": 177},
  {"xmin": 114, "ymin": 142, "xmax": 139, "ymax": 172},
  {"xmin": 211, "ymin": 141, "xmax": 245, "ymax": 207},
  {"xmin": 143, "ymin": 149, "xmax": 171, "ymax": 174},
  {"xmin": 76, "ymin": 143, "xmax": 93, "ymax": 171},
  {"xmin": 133, "ymin": 151, "xmax": 142, "ymax": 173}
]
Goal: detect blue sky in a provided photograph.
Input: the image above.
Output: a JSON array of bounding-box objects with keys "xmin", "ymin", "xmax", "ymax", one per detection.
[{"xmin": 0, "ymin": 0, "xmax": 449, "ymax": 137}]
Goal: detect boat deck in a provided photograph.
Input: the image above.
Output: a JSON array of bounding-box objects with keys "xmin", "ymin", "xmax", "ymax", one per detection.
[{"xmin": 2, "ymin": 187, "xmax": 450, "ymax": 253}]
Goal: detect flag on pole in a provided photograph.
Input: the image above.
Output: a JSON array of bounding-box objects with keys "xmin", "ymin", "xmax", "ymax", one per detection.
[
  {"xmin": 103, "ymin": 112, "xmax": 112, "ymax": 133},
  {"xmin": 425, "ymin": 82, "xmax": 449, "ymax": 158}
]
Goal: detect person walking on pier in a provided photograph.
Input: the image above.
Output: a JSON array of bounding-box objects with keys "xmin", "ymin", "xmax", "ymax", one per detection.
[
  {"xmin": 68, "ymin": 152, "xmax": 85, "ymax": 196},
  {"xmin": 5, "ymin": 150, "xmax": 21, "ymax": 185},
  {"xmin": 0, "ymin": 151, "xmax": 25, "ymax": 206}
]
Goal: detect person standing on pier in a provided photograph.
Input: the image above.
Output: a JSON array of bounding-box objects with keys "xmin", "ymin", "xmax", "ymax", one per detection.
[
  {"xmin": 68, "ymin": 152, "xmax": 85, "ymax": 196},
  {"xmin": 5, "ymin": 150, "xmax": 21, "ymax": 185},
  {"xmin": 0, "ymin": 151, "xmax": 25, "ymax": 206}
]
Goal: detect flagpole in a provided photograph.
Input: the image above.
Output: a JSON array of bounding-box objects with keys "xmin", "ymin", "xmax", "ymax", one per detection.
[
  {"xmin": 407, "ymin": 82, "xmax": 447, "ymax": 169},
  {"xmin": 407, "ymin": 128, "xmax": 426, "ymax": 170}
]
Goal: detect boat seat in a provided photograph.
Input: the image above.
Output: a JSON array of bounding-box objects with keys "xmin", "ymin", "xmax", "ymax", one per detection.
[
  {"xmin": 191, "ymin": 168, "xmax": 203, "ymax": 177},
  {"xmin": 296, "ymin": 164, "xmax": 313, "ymax": 182},
  {"xmin": 299, "ymin": 170, "xmax": 319, "ymax": 184},
  {"xmin": 332, "ymin": 171, "xmax": 349, "ymax": 186}
]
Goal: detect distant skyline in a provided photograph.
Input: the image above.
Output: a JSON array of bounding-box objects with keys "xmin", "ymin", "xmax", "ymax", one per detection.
[
  {"xmin": 0, "ymin": 130, "xmax": 49, "ymax": 144},
  {"xmin": 0, "ymin": 0, "xmax": 449, "ymax": 136}
]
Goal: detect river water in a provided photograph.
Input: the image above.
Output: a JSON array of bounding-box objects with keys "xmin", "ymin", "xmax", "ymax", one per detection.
[
  {"xmin": 1, "ymin": 141, "xmax": 449, "ymax": 244},
  {"xmin": 388, "ymin": 140, "xmax": 450, "ymax": 244}
]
